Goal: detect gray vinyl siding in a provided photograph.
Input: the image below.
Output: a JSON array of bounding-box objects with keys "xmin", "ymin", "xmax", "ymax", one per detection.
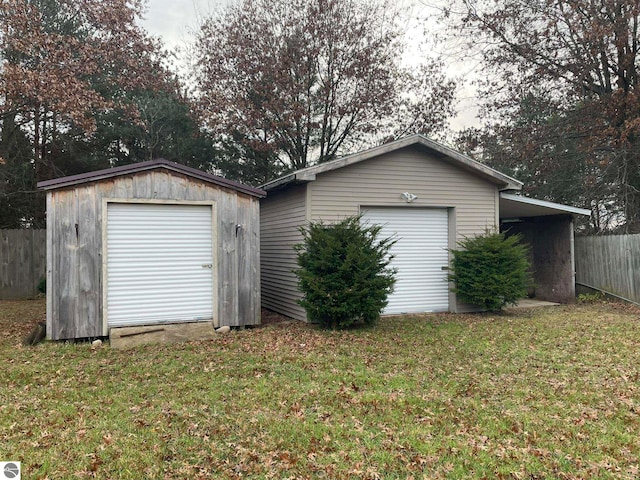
[
  {"xmin": 46, "ymin": 170, "xmax": 261, "ymax": 340},
  {"xmin": 260, "ymin": 184, "xmax": 308, "ymax": 320},
  {"xmin": 310, "ymin": 146, "xmax": 499, "ymax": 314},
  {"xmin": 310, "ymin": 147, "xmax": 498, "ymax": 241},
  {"xmin": 260, "ymin": 146, "xmax": 501, "ymax": 318}
]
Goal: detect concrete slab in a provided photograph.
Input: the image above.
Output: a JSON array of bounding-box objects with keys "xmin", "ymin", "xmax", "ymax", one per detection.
[
  {"xmin": 110, "ymin": 321, "xmax": 216, "ymax": 349},
  {"xmin": 512, "ymin": 298, "xmax": 561, "ymax": 308}
]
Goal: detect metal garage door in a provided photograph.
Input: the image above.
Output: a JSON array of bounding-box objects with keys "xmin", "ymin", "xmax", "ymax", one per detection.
[
  {"xmin": 361, "ymin": 207, "xmax": 449, "ymax": 314},
  {"xmin": 106, "ymin": 203, "xmax": 214, "ymax": 327}
]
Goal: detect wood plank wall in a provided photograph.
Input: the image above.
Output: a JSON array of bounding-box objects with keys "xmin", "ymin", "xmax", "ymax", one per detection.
[
  {"xmin": 575, "ymin": 234, "xmax": 640, "ymax": 303},
  {"xmin": 0, "ymin": 229, "xmax": 46, "ymax": 300},
  {"xmin": 47, "ymin": 170, "xmax": 261, "ymax": 340}
]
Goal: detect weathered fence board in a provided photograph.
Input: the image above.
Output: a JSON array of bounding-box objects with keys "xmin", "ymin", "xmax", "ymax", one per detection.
[
  {"xmin": 0, "ymin": 229, "xmax": 46, "ymax": 300},
  {"xmin": 575, "ymin": 234, "xmax": 640, "ymax": 303}
]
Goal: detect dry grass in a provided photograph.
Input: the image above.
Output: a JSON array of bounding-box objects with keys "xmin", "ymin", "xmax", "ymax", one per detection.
[{"xmin": 1, "ymin": 299, "xmax": 640, "ymax": 479}]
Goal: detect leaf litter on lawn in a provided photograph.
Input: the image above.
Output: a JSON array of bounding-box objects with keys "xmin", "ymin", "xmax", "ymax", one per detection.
[{"xmin": 1, "ymin": 299, "xmax": 640, "ymax": 479}]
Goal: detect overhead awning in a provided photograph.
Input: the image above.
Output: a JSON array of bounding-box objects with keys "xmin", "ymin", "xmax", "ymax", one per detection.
[{"xmin": 500, "ymin": 193, "xmax": 591, "ymax": 220}]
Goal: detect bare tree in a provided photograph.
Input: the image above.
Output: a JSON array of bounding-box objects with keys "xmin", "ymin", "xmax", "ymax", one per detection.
[
  {"xmin": 195, "ymin": 0, "xmax": 455, "ymax": 182},
  {"xmin": 457, "ymin": 0, "xmax": 640, "ymax": 232}
]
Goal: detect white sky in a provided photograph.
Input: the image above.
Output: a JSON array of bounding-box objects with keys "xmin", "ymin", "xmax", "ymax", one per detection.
[
  {"xmin": 139, "ymin": 0, "xmax": 219, "ymax": 55},
  {"xmin": 138, "ymin": 0, "xmax": 481, "ymax": 133}
]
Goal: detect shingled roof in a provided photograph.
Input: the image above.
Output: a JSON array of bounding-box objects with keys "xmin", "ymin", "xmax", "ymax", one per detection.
[
  {"xmin": 261, "ymin": 134, "xmax": 523, "ymax": 192},
  {"xmin": 37, "ymin": 159, "xmax": 266, "ymax": 198}
]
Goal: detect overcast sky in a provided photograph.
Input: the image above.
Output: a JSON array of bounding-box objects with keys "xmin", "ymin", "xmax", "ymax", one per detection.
[
  {"xmin": 138, "ymin": 0, "xmax": 481, "ymax": 133},
  {"xmin": 139, "ymin": 0, "xmax": 217, "ymax": 52}
]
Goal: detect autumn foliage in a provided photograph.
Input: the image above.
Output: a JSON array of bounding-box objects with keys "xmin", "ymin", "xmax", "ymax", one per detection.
[
  {"xmin": 0, "ymin": 0, "xmax": 199, "ymax": 227},
  {"xmin": 0, "ymin": 0, "xmax": 167, "ymax": 132},
  {"xmin": 458, "ymin": 0, "xmax": 640, "ymax": 233},
  {"xmin": 195, "ymin": 0, "xmax": 455, "ymax": 185}
]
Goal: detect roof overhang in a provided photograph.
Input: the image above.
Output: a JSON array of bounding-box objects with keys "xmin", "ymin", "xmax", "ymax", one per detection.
[
  {"xmin": 500, "ymin": 193, "xmax": 591, "ymax": 220},
  {"xmin": 261, "ymin": 134, "xmax": 523, "ymax": 192},
  {"xmin": 37, "ymin": 159, "xmax": 266, "ymax": 198}
]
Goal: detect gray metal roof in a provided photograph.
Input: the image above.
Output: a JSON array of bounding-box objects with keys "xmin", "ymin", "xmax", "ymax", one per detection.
[
  {"xmin": 261, "ymin": 134, "xmax": 523, "ymax": 191},
  {"xmin": 37, "ymin": 159, "xmax": 266, "ymax": 198}
]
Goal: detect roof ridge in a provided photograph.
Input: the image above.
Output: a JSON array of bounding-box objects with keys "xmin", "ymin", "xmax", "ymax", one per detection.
[{"xmin": 260, "ymin": 134, "xmax": 522, "ymax": 191}]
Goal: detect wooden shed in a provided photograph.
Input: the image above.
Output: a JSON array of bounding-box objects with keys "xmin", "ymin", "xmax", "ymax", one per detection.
[{"xmin": 38, "ymin": 160, "xmax": 265, "ymax": 341}]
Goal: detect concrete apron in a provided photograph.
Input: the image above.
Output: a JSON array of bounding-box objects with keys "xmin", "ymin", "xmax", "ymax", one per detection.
[
  {"xmin": 110, "ymin": 322, "xmax": 216, "ymax": 349},
  {"xmin": 512, "ymin": 298, "xmax": 561, "ymax": 309}
]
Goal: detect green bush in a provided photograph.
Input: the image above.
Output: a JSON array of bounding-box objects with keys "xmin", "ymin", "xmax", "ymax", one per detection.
[
  {"xmin": 37, "ymin": 277, "xmax": 46, "ymax": 295},
  {"xmin": 294, "ymin": 216, "xmax": 396, "ymax": 329},
  {"xmin": 577, "ymin": 291, "xmax": 604, "ymax": 304},
  {"xmin": 448, "ymin": 230, "xmax": 532, "ymax": 312}
]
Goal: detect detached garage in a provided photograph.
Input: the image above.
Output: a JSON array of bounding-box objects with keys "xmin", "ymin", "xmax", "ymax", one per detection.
[
  {"xmin": 260, "ymin": 134, "xmax": 588, "ymax": 320},
  {"xmin": 38, "ymin": 160, "xmax": 265, "ymax": 340}
]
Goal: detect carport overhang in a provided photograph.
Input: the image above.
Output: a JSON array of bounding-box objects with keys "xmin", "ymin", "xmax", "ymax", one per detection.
[
  {"xmin": 499, "ymin": 193, "xmax": 591, "ymax": 219},
  {"xmin": 498, "ymin": 193, "xmax": 591, "ymax": 304}
]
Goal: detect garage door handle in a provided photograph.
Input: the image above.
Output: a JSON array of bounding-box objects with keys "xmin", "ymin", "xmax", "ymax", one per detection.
[
  {"xmin": 202, "ymin": 264, "xmax": 212, "ymax": 269},
  {"xmin": 441, "ymin": 266, "xmax": 449, "ymax": 271}
]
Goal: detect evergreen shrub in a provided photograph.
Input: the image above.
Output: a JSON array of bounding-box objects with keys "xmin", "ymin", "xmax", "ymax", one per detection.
[
  {"xmin": 448, "ymin": 231, "xmax": 532, "ymax": 311},
  {"xmin": 37, "ymin": 277, "xmax": 46, "ymax": 295},
  {"xmin": 294, "ymin": 216, "xmax": 396, "ymax": 329}
]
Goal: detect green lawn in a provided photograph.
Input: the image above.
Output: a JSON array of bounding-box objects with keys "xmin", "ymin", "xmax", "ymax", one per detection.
[{"xmin": 2, "ymin": 299, "xmax": 640, "ymax": 479}]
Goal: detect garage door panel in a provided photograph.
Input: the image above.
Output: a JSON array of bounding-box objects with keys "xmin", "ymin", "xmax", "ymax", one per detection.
[
  {"xmin": 108, "ymin": 284, "xmax": 213, "ymax": 294},
  {"xmin": 361, "ymin": 207, "xmax": 449, "ymax": 314},
  {"xmin": 107, "ymin": 203, "xmax": 214, "ymax": 327}
]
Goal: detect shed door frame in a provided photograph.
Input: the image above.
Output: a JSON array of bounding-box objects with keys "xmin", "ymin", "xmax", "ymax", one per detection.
[
  {"xmin": 101, "ymin": 198, "xmax": 218, "ymax": 335},
  {"xmin": 360, "ymin": 204, "xmax": 456, "ymax": 314}
]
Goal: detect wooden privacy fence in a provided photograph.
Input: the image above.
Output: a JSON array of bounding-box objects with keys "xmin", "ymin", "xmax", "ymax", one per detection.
[
  {"xmin": 0, "ymin": 229, "xmax": 46, "ymax": 300},
  {"xmin": 575, "ymin": 234, "xmax": 640, "ymax": 304}
]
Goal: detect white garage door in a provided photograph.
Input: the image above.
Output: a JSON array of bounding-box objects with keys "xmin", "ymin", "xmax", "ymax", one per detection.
[
  {"xmin": 106, "ymin": 203, "xmax": 214, "ymax": 327},
  {"xmin": 361, "ymin": 207, "xmax": 449, "ymax": 314}
]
